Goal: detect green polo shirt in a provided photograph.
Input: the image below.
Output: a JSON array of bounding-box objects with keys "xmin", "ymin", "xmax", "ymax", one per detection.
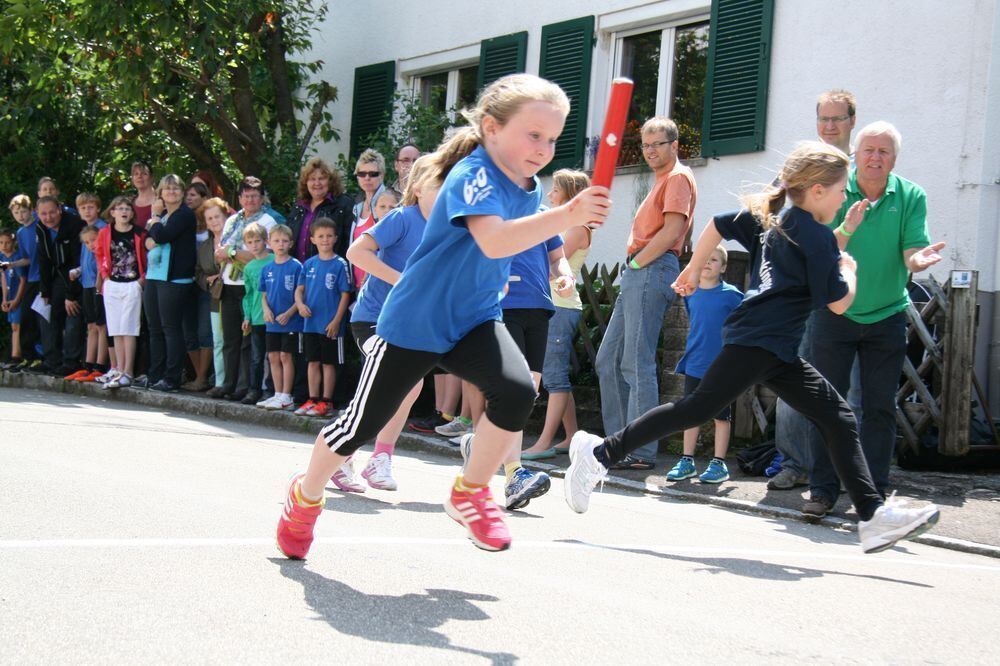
[{"xmin": 829, "ymin": 169, "xmax": 929, "ymax": 324}]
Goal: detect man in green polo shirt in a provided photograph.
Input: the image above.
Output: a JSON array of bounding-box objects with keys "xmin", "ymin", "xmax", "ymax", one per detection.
[{"xmin": 803, "ymin": 121, "xmax": 945, "ymax": 517}]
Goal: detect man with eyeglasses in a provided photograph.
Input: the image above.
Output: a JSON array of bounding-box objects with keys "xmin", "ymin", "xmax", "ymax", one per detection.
[
  {"xmin": 389, "ymin": 143, "xmax": 421, "ymax": 196},
  {"xmin": 595, "ymin": 116, "xmax": 697, "ymax": 470},
  {"xmin": 770, "ymin": 88, "xmax": 862, "ymax": 492}
]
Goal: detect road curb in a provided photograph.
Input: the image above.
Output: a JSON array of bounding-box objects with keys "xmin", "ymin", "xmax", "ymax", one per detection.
[{"xmin": 5, "ymin": 370, "xmax": 999, "ymax": 560}]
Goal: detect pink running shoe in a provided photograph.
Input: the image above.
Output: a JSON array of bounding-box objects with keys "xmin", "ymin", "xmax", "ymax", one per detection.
[
  {"xmin": 445, "ymin": 484, "xmax": 511, "ymax": 552},
  {"xmin": 330, "ymin": 456, "xmax": 366, "ymax": 493},
  {"xmin": 276, "ymin": 473, "xmax": 324, "ymax": 559}
]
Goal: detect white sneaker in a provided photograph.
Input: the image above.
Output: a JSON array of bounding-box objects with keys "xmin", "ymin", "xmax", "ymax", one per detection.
[
  {"xmin": 330, "ymin": 456, "xmax": 366, "ymax": 493},
  {"xmin": 361, "ymin": 452, "xmax": 398, "ymax": 491},
  {"xmin": 104, "ymin": 374, "xmax": 131, "ymax": 390},
  {"xmin": 265, "ymin": 395, "xmax": 294, "ymax": 411},
  {"xmin": 458, "ymin": 432, "xmax": 474, "ymax": 472},
  {"xmin": 564, "ymin": 431, "xmax": 608, "ymax": 514},
  {"xmin": 858, "ymin": 493, "xmax": 940, "ymax": 553},
  {"xmin": 95, "ymin": 368, "xmax": 121, "ymax": 385},
  {"xmin": 256, "ymin": 394, "xmax": 274, "ymax": 408},
  {"xmin": 435, "ymin": 417, "xmax": 472, "ymax": 438}
]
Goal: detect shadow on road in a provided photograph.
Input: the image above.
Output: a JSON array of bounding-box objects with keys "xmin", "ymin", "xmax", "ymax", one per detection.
[
  {"xmin": 272, "ymin": 558, "xmax": 518, "ymax": 664},
  {"xmin": 555, "ymin": 539, "xmax": 933, "ymax": 588},
  {"xmin": 324, "ymin": 494, "xmax": 443, "ymax": 515}
]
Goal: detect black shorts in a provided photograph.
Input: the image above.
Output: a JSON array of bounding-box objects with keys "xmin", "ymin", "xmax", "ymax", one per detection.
[
  {"xmin": 266, "ymin": 331, "xmax": 300, "ymax": 354},
  {"xmin": 352, "ymin": 320, "xmax": 445, "ymax": 374},
  {"xmin": 502, "ymin": 308, "xmax": 551, "ymax": 373},
  {"xmin": 683, "ymin": 374, "xmax": 732, "ymax": 421},
  {"xmin": 82, "ymin": 286, "xmax": 106, "ymax": 326},
  {"xmin": 303, "ymin": 332, "xmax": 345, "ymax": 365}
]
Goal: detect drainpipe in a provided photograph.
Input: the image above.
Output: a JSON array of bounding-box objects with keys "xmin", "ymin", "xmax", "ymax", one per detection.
[{"xmin": 991, "ymin": 216, "xmax": 1000, "ymax": 418}]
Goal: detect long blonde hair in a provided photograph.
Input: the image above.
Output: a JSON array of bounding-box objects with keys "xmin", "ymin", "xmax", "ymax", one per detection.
[
  {"xmin": 742, "ymin": 141, "xmax": 849, "ymax": 229},
  {"xmin": 420, "ymin": 74, "xmax": 570, "ymax": 186},
  {"xmin": 552, "ymin": 169, "xmax": 590, "ymax": 202}
]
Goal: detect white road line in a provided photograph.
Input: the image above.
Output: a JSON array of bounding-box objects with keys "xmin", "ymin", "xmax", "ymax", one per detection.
[{"xmin": 1, "ymin": 536, "xmax": 998, "ymax": 572}]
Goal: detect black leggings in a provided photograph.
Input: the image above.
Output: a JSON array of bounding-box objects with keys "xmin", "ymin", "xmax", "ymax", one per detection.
[
  {"xmin": 321, "ymin": 320, "xmax": 535, "ymax": 455},
  {"xmin": 603, "ymin": 344, "xmax": 882, "ymax": 521}
]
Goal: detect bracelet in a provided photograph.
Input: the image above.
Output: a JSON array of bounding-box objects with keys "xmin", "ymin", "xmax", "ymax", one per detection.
[
  {"xmin": 837, "ymin": 223, "xmax": 855, "ymax": 237},
  {"xmin": 629, "ymin": 257, "xmax": 641, "ymax": 270},
  {"xmin": 228, "ymin": 246, "xmax": 237, "ymax": 259}
]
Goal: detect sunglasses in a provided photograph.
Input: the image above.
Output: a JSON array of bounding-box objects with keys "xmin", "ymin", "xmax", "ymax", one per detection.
[{"xmin": 356, "ymin": 171, "xmax": 382, "ymax": 178}]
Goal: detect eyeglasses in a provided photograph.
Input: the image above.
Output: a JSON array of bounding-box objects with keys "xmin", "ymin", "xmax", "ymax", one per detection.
[
  {"xmin": 356, "ymin": 171, "xmax": 382, "ymax": 178},
  {"xmin": 818, "ymin": 114, "xmax": 851, "ymax": 124},
  {"xmin": 640, "ymin": 139, "xmax": 675, "ymax": 151}
]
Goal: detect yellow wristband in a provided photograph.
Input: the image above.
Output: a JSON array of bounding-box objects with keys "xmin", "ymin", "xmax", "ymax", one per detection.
[{"xmin": 837, "ymin": 223, "xmax": 854, "ymax": 237}]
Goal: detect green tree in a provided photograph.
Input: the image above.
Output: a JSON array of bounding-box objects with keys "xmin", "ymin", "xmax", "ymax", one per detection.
[{"xmin": 0, "ymin": 0, "xmax": 340, "ymax": 206}]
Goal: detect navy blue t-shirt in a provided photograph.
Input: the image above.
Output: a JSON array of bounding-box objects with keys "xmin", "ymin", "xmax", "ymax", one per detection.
[
  {"xmin": 676, "ymin": 281, "xmax": 744, "ymax": 378},
  {"xmin": 297, "ymin": 254, "xmax": 352, "ymax": 335},
  {"xmin": 351, "ymin": 205, "xmax": 426, "ymax": 324},
  {"xmin": 259, "ymin": 257, "xmax": 304, "ymax": 333},
  {"xmin": 715, "ymin": 207, "xmax": 848, "ymax": 362},
  {"xmin": 377, "ymin": 146, "xmax": 544, "ymax": 353},
  {"xmin": 503, "ymin": 234, "xmax": 564, "ymax": 312}
]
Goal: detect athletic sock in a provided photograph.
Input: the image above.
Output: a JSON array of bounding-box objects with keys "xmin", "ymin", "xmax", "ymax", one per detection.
[
  {"xmin": 711, "ymin": 457, "xmax": 725, "ymax": 465},
  {"xmin": 294, "ymin": 479, "xmax": 323, "ymax": 506},
  {"xmin": 681, "ymin": 455, "xmax": 695, "ymax": 462},
  {"xmin": 454, "ymin": 475, "xmax": 486, "ymax": 492},
  {"xmin": 456, "ymin": 416, "xmax": 473, "ymax": 426},
  {"xmin": 503, "ymin": 462, "xmax": 522, "ymax": 482},
  {"xmin": 373, "ymin": 441, "xmax": 395, "ymax": 457},
  {"xmin": 441, "ymin": 412, "xmax": 455, "ymax": 422},
  {"xmin": 594, "ymin": 444, "xmax": 611, "ymax": 468}
]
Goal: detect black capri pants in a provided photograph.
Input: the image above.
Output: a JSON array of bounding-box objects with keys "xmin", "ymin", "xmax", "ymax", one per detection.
[
  {"xmin": 321, "ymin": 320, "xmax": 535, "ymax": 455},
  {"xmin": 502, "ymin": 307, "xmax": 551, "ymax": 373}
]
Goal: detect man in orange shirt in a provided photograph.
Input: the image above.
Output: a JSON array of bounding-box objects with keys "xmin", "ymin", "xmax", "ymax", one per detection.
[{"xmin": 595, "ymin": 116, "xmax": 697, "ymax": 469}]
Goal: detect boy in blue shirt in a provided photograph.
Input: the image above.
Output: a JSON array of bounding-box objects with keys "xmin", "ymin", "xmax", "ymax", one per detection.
[
  {"xmin": 668, "ymin": 245, "xmax": 744, "ymax": 483},
  {"xmin": 259, "ymin": 225, "xmax": 303, "ymax": 411},
  {"xmin": 295, "ymin": 217, "xmax": 352, "ymax": 418},
  {"xmin": 66, "ymin": 194, "xmax": 111, "ymax": 381},
  {"xmin": 7, "ymin": 195, "xmax": 43, "ymax": 370},
  {"xmin": 1, "ymin": 229, "xmax": 25, "ymax": 368}
]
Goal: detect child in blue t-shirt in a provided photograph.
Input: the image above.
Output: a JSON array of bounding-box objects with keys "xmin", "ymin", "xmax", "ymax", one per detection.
[
  {"xmin": 276, "ymin": 74, "xmax": 611, "ymax": 557},
  {"xmin": 70, "ymin": 192, "xmax": 111, "ymax": 381},
  {"xmin": 259, "ymin": 224, "xmax": 303, "ymax": 411},
  {"xmin": 0, "ymin": 229, "xmax": 25, "ymax": 367},
  {"xmin": 294, "ymin": 217, "xmax": 352, "ymax": 418},
  {"xmin": 668, "ymin": 244, "xmax": 743, "ymax": 484},
  {"xmin": 565, "ymin": 142, "xmax": 940, "ymax": 554}
]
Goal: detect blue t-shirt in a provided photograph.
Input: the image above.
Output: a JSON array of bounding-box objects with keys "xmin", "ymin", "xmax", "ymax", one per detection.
[
  {"xmin": 503, "ymin": 234, "xmax": 564, "ymax": 311},
  {"xmin": 298, "ymin": 254, "xmax": 352, "ymax": 335},
  {"xmin": 146, "ymin": 243, "xmax": 170, "ymax": 282},
  {"xmin": 259, "ymin": 257, "xmax": 304, "ymax": 333},
  {"xmin": 676, "ymin": 281, "xmax": 744, "ymax": 378},
  {"xmin": 79, "ymin": 219, "xmax": 107, "ymax": 289},
  {"xmin": 15, "ymin": 222, "xmax": 38, "ymax": 282},
  {"xmin": 2, "ymin": 251, "xmax": 21, "ymax": 296},
  {"xmin": 715, "ymin": 207, "xmax": 848, "ymax": 362},
  {"xmin": 351, "ymin": 205, "xmax": 426, "ymax": 324},
  {"xmin": 376, "ymin": 146, "xmax": 544, "ymax": 353}
]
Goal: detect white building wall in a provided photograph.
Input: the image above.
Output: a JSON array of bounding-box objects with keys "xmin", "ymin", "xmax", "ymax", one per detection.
[{"xmin": 309, "ymin": 0, "xmax": 997, "ymax": 287}]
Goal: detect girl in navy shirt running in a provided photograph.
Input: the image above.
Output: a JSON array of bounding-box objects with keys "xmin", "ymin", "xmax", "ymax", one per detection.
[
  {"xmin": 277, "ymin": 74, "xmax": 610, "ymax": 555},
  {"xmin": 564, "ymin": 141, "xmax": 939, "ymax": 554}
]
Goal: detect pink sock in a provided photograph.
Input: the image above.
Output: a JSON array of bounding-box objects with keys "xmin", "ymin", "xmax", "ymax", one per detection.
[{"xmin": 373, "ymin": 441, "xmax": 395, "ymax": 457}]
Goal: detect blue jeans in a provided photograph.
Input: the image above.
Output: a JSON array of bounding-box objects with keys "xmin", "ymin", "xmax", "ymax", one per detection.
[
  {"xmin": 808, "ymin": 308, "xmax": 907, "ymax": 499},
  {"xmin": 542, "ymin": 306, "xmax": 581, "ymax": 393},
  {"xmin": 595, "ymin": 252, "xmax": 679, "ymax": 461},
  {"xmin": 774, "ymin": 312, "xmax": 863, "ymax": 475}
]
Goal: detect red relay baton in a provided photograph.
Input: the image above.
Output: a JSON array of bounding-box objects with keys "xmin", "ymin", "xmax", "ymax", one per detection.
[{"xmin": 591, "ymin": 77, "xmax": 634, "ymax": 189}]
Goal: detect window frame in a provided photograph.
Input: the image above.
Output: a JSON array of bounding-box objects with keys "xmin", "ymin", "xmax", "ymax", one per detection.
[
  {"xmin": 608, "ymin": 14, "xmax": 710, "ymax": 165},
  {"xmin": 410, "ymin": 64, "xmax": 480, "ymax": 116}
]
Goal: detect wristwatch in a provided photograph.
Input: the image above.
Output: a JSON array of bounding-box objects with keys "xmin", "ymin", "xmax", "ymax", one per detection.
[{"xmin": 228, "ymin": 246, "xmax": 237, "ymax": 259}]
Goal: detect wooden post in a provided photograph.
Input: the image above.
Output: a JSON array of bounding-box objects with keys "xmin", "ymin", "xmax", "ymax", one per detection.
[{"xmin": 939, "ymin": 270, "xmax": 978, "ymax": 456}]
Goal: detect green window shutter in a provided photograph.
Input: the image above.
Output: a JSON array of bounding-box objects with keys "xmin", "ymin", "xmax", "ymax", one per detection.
[
  {"xmin": 477, "ymin": 32, "xmax": 528, "ymax": 89},
  {"xmin": 539, "ymin": 16, "xmax": 595, "ymax": 172},
  {"xmin": 700, "ymin": 0, "xmax": 775, "ymax": 157},
  {"xmin": 350, "ymin": 60, "xmax": 396, "ymax": 159}
]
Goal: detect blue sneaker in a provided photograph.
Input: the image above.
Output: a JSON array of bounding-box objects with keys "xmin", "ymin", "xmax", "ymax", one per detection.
[
  {"xmin": 699, "ymin": 458, "xmax": 730, "ymax": 484},
  {"xmin": 666, "ymin": 457, "xmax": 697, "ymax": 481},
  {"xmin": 504, "ymin": 467, "xmax": 551, "ymax": 510}
]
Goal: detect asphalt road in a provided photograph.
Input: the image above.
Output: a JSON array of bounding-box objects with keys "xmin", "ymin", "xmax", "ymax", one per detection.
[{"xmin": 2, "ymin": 388, "xmax": 998, "ymax": 664}]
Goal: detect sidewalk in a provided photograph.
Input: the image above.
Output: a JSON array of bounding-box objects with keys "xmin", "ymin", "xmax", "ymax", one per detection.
[{"xmin": 4, "ymin": 369, "xmax": 999, "ymax": 558}]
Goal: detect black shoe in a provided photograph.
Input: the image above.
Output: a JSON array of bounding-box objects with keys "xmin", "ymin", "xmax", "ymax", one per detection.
[
  {"xmin": 802, "ymin": 495, "xmax": 835, "ymax": 519},
  {"xmin": 150, "ymin": 380, "xmax": 179, "ymax": 393},
  {"xmin": 610, "ymin": 454, "xmax": 656, "ymax": 471},
  {"xmin": 241, "ymin": 390, "xmax": 261, "ymax": 405},
  {"xmin": 205, "ymin": 386, "xmax": 227, "ymax": 399},
  {"xmin": 409, "ymin": 411, "xmax": 448, "ymax": 433},
  {"xmin": 132, "ymin": 375, "xmax": 151, "ymax": 389},
  {"xmin": 25, "ymin": 361, "xmax": 51, "ymax": 374},
  {"xmin": 224, "ymin": 391, "xmax": 247, "ymax": 401}
]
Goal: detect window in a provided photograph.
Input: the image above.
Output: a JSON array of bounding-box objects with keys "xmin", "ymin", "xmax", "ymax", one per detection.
[
  {"xmin": 414, "ymin": 64, "xmax": 480, "ymax": 116},
  {"xmin": 613, "ymin": 19, "xmax": 710, "ymax": 165}
]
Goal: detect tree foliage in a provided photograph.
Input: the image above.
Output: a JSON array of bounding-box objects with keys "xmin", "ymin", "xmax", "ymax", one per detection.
[{"xmin": 0, "ymin": 0, "xmax": 340, "ymax": 207}]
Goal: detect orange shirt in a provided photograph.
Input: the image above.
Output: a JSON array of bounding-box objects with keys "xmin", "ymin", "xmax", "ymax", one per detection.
[{"xmin": 626, "ymin": 160, "xmax": 697, "ymax": 257}]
